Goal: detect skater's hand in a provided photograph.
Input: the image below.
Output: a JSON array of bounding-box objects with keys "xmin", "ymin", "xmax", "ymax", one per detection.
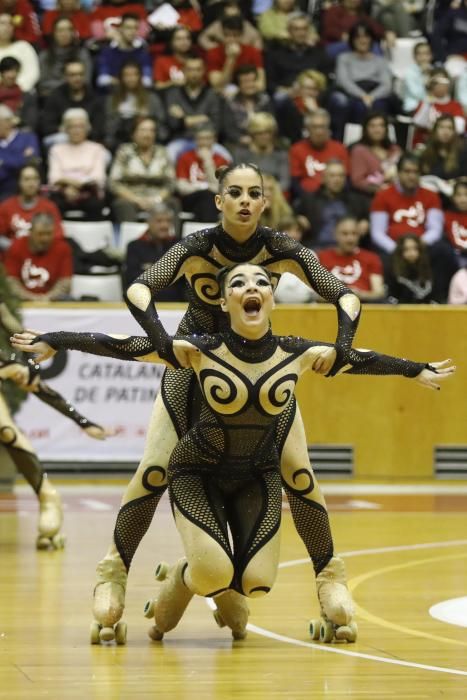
[
  {"xmin": 84, "ymin": 425, "xmax": 112, "ymax": 440},
  {"xmin": 417, "ymin": 359, "xmax": 456, "ymax": 390},
  {"xmin": 311, "ymin": 346, "xmax": 337, "ymax": 375},
  {"xmin": 173, "ymin": 339, "xmax": 199, "ymax": 369},
  {"xmin": 10, "ymin": 331, "xmax": 56, "ymax": 362}
]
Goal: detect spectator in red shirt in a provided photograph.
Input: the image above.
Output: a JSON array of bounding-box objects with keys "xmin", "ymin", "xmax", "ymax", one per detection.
[
  {"xmin": 0, "ymin": 56, "xmax": 37, "ymax": 131},
  {"xmin": 0, "ymin": 165, "xmax": 64, "ymax": 252},
  {"xmin": 176, "ymin": 121, "xmax": 231, "ymax": 221},
  {"xmin": 4, "ymin": 212, "xmax": 72, "ymax": 301},
  {"xmin": 153, "ymin": 26, "xmax": 195, "ymax": 90},
  {"xmin": 0, "ymin": 0, "xmax": 40, "ymax": 45},
  {"xmin": 205, "ymin": 15, "xmax": 265, "ymax": 93},
  {"xmin": 412, "ymin": 68, "xmax": 466, "ymax": 147},
  {"xmin": 289, "ymin": 109, "xmax": 349, "ymax": 195},
  {"xmin": 41, "ymin": 0, "xmax": 91, "ymax": 42},
  {"xmin": 444, "ymin": 178, "xmax": 467, "ymax": 259},
  {"xmin": 370, "ymin": 153, "xmax": 443, "ymax": 253},
  {"xmin": 89, "ymin": 0, "xmax": 148, "ymax": 42},
  {"xmin": 318, "ymin": 216, "xmax": 385, "ymax": 302}
]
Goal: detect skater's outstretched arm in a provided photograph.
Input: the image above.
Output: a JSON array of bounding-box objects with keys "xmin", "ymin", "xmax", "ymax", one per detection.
[
  {"xmin": 11, "ymin": 330, "xmax": 188, "ymax": 369},
  {"xmin": 300, "ymin": 341, "xmax": 456, "ymax": 390}
]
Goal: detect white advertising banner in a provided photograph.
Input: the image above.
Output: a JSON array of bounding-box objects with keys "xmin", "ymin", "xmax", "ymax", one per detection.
[{"xmin": 16, "ymin": 307, "xmax": 185, "ymax": 462}]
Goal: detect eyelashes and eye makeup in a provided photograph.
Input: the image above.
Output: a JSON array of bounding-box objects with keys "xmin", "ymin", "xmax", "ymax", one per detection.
[
  {"xmin": 227, "ymin": 275, "xmax": 272, "ymax": 289},
  {"xmin": 224, "ymin": 187, "xmax": 264, "ymax": 199}
]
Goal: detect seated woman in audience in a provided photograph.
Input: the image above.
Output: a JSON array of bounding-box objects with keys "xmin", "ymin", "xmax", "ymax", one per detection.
[
  {"xmin": 276, "ymin": 69, "xmax": 328, "ymax": 144},
  {"xmin": 154, "ymin": 26, "xmax": 196, "ymax": 91},
  {"xmin": 412, "ymin": 68, "xmax": 466, "ymax": 147},
  {"xmin": 104, "ymin": 61, "xmax": 168, "ymax": 151},
  {"xmin": 109, "ymin": 117, "xmax": 176, "ymax": 223},
  {"xmin": 419, "ymin": 115, "xmax": 467, "ymax": 201},
  {"xmin": 386, "ymin": 234, "xmax": 436, "ymax": 304},
  {"xmin": 0, "ymin": 13, "xmax": 39, "ymax": 92},
  {"xmin": 48, "ymin": 108, "xmax": 108, "ymax": 221},
  {"xmin": 176, "ymin": 121, "xmax": 231, "ymax": 222},
  {"xmin": 41, "ymin": 0, "xmax": 91, "ymax": 42},
  {"xmin": 334, "ymin": 22, "xmax": 392, "ymax": 134},
  {"xmin": 0, "ymin": 56, "xmax": 37, "ymax": 131},
  {"xmin": 401, "ymin": 41, "xmax": 433, "ymax": 114},
  {"xmin": 350, "ymin": 112, "xmax": 401, "ymax": 197},
  {"xmin": 38, "ymin": 17, "xmax": 92, "ymax": 98},
  {"xmin": 231, "ymin": 112, "xmax": 290, "ymax": 193},
  {"xmin": 444, "ymin": 177, "xmax": 467, "ymax": 263},
  {"xmin": 198, "ymin": 1, "xmax": 262, "ymax": 51},
  {"xmin": 447, "ymin": 265, "xmax": 467, "ymax": 304}
]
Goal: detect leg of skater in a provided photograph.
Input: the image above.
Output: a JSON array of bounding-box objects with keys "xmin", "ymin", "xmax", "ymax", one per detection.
[
  {"xmin": 278, "ymin": 402, "xmax": 356, "ymax": 642},
  {"xmin": 0, "ymin": 393, "xmax": 64, "ymax": 549}
]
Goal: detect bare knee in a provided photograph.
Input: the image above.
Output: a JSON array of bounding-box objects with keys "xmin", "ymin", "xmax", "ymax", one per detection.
[
  {"xmin": 241, "ymin": 570, "xmax": 277, "ymax": 598},
  {"xmin": 0, "ymin": 425, "xmax": 17, "ymax": 446},
  {"xmin": 188, "ymin": 556, "xmax": 233, "ymax": 597}
]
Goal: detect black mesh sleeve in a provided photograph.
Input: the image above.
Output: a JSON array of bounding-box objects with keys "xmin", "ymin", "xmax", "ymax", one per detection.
[
  {"xmin": 125, "ymin": 240, "xmax": 194, "ymax": 364},
  {"xmin": 268, "ymin": 232, "xmax": 361, "ymax": 351},
  {"xmin": 36, "ymin": 331, "xmax": 157, "ymax": 362},
  {"xmin": 331, "ymin": 347, "xmax": 427, "ymax": 378},
  {"xmin": 34, "ymin": 381, "xmax": 101, "ymax": 429}
]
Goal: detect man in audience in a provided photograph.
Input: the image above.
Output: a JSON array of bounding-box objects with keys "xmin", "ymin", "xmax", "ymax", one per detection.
[
  {"xmin": 124, "ymin": 204, "xmax": 184, "ymax": 300},
  {"xmin": 265, "ymin": 13, "xmax": 332, "ymax": 99},
  {"xmin": 318, "ymin": 216, "xmax": 386, "ymax": 302},
  {"xmin": 289, "ymin": 109, "xmax": 349, "ymax": 196},
  {"xmin": 41, "ymin": 60, "xmax": 103, "ymax": 145},
  {"xmin": 0, "ymin": 165, "xmax": 64, "ymax": 253},
  {"xmin": 4, "ymin": 212, "xmax": 72, "ymax": 301},
  {"xmin": 297, "ymin": 159, "xmax": 369, "ymax": 248},
  {"xmin": 96, "ymin": 13, "xmax": 152, "ymax": 90},
  {"xmin": 205, "ymin": 15, "xmax": 265, "ymax": 93}
]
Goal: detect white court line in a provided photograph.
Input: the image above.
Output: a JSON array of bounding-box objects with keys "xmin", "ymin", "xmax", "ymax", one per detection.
[
  {"xmin": 321, "ymin": 484, "xmax": 467, "ymax": 495},
  {"xmin": 205, "ymin": 539, "xmax": 467, "ymax": 677},
  {"xmin": 79, "ymin": 499, "xmax": 112, "ymax": 511}
]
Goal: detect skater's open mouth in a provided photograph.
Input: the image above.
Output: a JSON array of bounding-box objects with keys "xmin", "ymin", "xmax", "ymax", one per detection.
[{"xmin": 243, "ymin": 297, "xmax": 262, "ymax": 315}]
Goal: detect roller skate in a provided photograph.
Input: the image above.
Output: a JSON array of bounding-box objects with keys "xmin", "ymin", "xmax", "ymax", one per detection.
[
  {"xmin": 36, "ymin": 477, "xmax": 65, "ymax": 550},
  {"xmin": 90, "ymin": 556, "xmax": 128, "ymax": 645},
  {"xmin": 143, "ymin": 558, "xmax": 194, "ymax": 641},
  {"xmin": 309, "ymin": 556, "xmax": 358, "ymax": 643},
  {"xmin": 212, "ymin": 590, "xmax": 249, "ymax": 640}
]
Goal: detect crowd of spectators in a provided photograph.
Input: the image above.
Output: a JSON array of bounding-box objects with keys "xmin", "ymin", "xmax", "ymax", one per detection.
[{"xmin": 0, "ymin": 0, "xmax": 466, "ymax": 306}]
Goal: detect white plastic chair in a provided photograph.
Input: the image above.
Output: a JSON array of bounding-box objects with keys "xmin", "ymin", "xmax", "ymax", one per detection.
[
  {"xmin": 63, "ymin": 220, "xmax": 114, "ymax": 253},
  {"xmin": 181, "ymin": 221, "xmax": 217, "ymax": 239},
  {"xmin": 71, "ymin": 274, "xmax": 122, "ymax": 301},
  {"xmin": 118, "ymin": 221, "xmax": 148, "ymax": 253}
]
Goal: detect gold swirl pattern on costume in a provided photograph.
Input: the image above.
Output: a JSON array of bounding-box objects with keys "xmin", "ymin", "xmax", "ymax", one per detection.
[
  {"xmin": 259, "ymin": 371, "xmax": 298, "ymax": 416},
  {"xmin": 190, "ymin": 272, "xmax": 221, "ymax": 306},
  {"xmin": 199, "ymin": 367, "xmax": 249, "ymax": 415}
]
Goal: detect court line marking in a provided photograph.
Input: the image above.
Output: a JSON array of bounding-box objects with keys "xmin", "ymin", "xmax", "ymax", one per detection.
[
  {"xmin": 208, "ymin": 539, "xmax": 467, "ymax": 677},
  {"xmin": 79, "ymin": 499, "xmax": 112, "ymax": 511},
  {"xmin": 348, "ymin": 552, "xmax": 467, "ymax": 648}
]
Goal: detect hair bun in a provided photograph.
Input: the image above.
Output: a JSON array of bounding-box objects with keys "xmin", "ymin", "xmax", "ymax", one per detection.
[{"xmin": 215, "ymin": 165, "xmax": 230, "ymax": 181}]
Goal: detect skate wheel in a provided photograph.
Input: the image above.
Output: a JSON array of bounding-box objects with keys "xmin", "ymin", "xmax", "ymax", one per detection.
[
  {"xmin": 320, "ymin": 620, "xmax": 334, "ymax": 643},
  {"xmin": 115, "ymin": 621, "xmax": 127, "ymax": 645},
  {"xmin": 309, "ymin": 619, "xmax": 320, "ymax": 640},
  {"xmin": 99, "ymin": 626, "xmax": 115, "ymax": 642},
  {"xmin": 90, "ymin": 621, "xmax": 101, "ymax": 644},
  {"xmin": 213, "ymin": 609, "xmax": 226, "ymax": 628},
  {"xmin": 36, "ymin": 536, "xmax": 50, "ymax": 550},
  {"xmin": 143, "ymin": 599, "xmax": 155, "ymax": 619},
  {"xmin": 52, "ymin": 533, "xmax": 66, "ymax": 549},
  {"xmin": 148, "ymin": 625, "xmax": 164, "ymax": 641},
  {"xmin": 155, "ymin": 562, "xmax": 169, "ymax": 581}
]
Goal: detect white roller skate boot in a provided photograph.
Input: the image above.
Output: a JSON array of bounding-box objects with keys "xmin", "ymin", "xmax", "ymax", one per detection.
[
  {"xmin": 213, "ymin": 590, "xmax": 249, "ymax": 640},
  {"xmin": 310, "ymin": 556, "xmax": 358, "ymax": 643},
  {"xmin": 37, "ymin": 476, "xmax": 65, "ymax": 550},
  {"xmin": 143, "ymin": 558, "xmax": 194, "ymax": 641},
  {"xmin": 90, "ymin": 555, "xmax": 128, "ymax": 645}
]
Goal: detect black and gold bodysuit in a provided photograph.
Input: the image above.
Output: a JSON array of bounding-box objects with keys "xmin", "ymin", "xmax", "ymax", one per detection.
[
  {"xmin": 39, "ymin": 225, "xmax": 360, "ymax": 577},
  {"xmin": 38, "ymin": 326, "xmax": 428, "ymax": 593}
]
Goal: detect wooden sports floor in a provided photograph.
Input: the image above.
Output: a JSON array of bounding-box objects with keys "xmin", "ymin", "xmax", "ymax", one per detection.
[{"xmin": 1, "ymin": 481, "xmax": 467, "ymax": 700}]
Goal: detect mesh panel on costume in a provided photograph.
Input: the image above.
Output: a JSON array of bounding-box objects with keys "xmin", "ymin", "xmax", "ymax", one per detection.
[
  {"xmin": 283, "ymin": 486, "xmax": 334, "ymax": 575},
  {"xmin": 35, "ymin": 382, "xmax": 98, "ymax": 428},
  {"xmin": 240, "ymin": 470, "xmax": 282, "ymax": 561},
  {"xmin": 343, "ymin": 349, "xmax": 426, "ymax": 378},
  {"xmin": 41, "ymin": 332, "xmax": 155, "ymax": 360},
  {"xmin": 114, "ymin": 490, "xmax": 166, "ymax": 570},
  {"xmin": 169, "ymin": 470, "xmax": 231, "ymax": 556},
  {"xmin": 7, "ymin": 446, "xmax": 43, "ymax": 493}
]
